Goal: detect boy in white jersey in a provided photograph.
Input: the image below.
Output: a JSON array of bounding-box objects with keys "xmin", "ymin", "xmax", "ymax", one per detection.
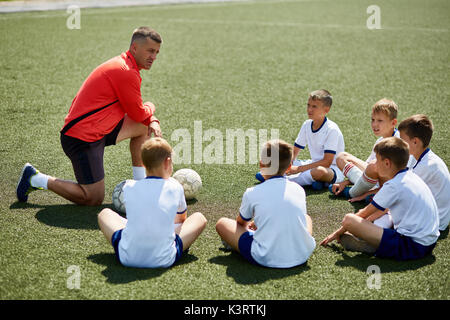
[
  {"xmin": 273, "ymin": 89, "xmax": 345, "ymax": 190},
  {"xmin": 321, "ymin": 137, "xmax": 440, "ymax": 260},
  {"xmin": 399, "ymin": 114, "xmax": 450, "ymax": 231},
  {"xmin": 216, "ymin": 139, "xmax": 316, "ymax": 268},
  {"xmin": 98, "ymin": 137, "xmax": 207, "ymax": 268},
  {"xmin": 330, "ymin": 98, "xmax": 399, "ymax": 201}
]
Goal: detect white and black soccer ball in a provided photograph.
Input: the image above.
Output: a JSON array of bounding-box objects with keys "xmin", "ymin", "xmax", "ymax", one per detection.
[
  {"xmin": 112, "ymin": 179, "xmax": 131, "ymax": 214},
  {"xmin": 172, "ymin": 168, "xmax": 202, "ymax": 200}
]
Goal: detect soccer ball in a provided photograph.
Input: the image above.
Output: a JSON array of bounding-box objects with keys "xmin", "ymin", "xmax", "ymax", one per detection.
[
  {"xmin": 172, "ymin": 168, "xmax": 202, "ymax": 200},
  {"xmin": 112, "ymin": 180, "xmax": 131, "ymax": 214}
]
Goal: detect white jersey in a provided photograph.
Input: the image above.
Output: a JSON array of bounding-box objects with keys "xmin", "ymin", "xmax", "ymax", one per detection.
[
  {"xmin": 118, "ymin": 177, "xmax": 187, "ymax": 268},
  {"xmin": 408, "ymin": 149, "xmax": 450, "ymax": 231},
  {"xmin": 239, "ymin": 176, "xmax": 316, "ymax": 268},
  {"xmin": 366, "ymin": 129, "xmax": 400, "ymax": 163},
  {"xmin": 372, "ymin": 169, "xmax": 440, "ymax": 246},
  {"xmin": 294, "ymin": 117, "xmax": 345, "ymax": 165}
]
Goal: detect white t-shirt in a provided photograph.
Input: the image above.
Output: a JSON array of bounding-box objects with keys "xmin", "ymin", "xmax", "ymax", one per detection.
[
  {"xmin": 239, "ymin": 176, "xmax": 316, "ymax": 268},
  {"xmin": 366, "ymin": 129, "xmax": 400, "ymax": 163},
  {"xmin": 372, "ymin": 169, "xmax": 440, "ymax": 246},
  {"xmin": 118, "ymin": 177, "xmax": 187, "ymax": 268},
  {"xmin": 408, "ymin": 149, "xmax": 450, "ymax": 231},
  {"xmin": 294, "ymin": 117, "xmax": 345, "ymax": 165}
]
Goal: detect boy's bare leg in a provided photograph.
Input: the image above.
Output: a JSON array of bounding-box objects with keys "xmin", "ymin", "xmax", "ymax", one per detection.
[
  {"xmin": 336, "ymin": 152, "xmax": 368, "ymax": 172},
  {"xmin": 311, "ymin": 166, "xmax": 335, "ymax": 183},
  {"xmin": 98, "ymin": 208, "xmax": 127, "ymax": 244},
  {"xmin": 215, "ymin": 217, "xmax": 249, "ymax": 252},
  {"xmin": 176, "ymin": 212, "xmax": 207, "ymax": 251},
  {"xmin": 342, "ymin": 214, "xmax": 384, "ymax": 248}
]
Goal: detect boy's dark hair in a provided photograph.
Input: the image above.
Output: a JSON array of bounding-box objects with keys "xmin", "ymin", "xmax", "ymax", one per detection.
[
  {"xmin": 130, "ymin": 26, "xmax": 162, "ymax": 46},
  {"xmin": 309, "ymin": 89, "xmax": 333, "ymax": 107},
  {"xmin": 261, "ymin": 139, "xmax": 293, "ymax": 175},
  {"xmin": 398, "ymin": 114, "xmax": 434, "ymax": 148},
  {"xmin": 374, "ymin": 137, "xmax": 409, "ymax": 169},
  {"xmin": 141, "ymin": 137, "xmax": 172, "ymax": 171}
]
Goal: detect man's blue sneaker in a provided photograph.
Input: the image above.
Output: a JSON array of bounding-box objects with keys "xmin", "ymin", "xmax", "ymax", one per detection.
[
  {"xmin": 16, "ymin": 163, "xmax": 39, "ymax": 202},
  {"xmin": 328, "ymin": 184, "xmax": 352, "ymax": 198},
  {"xmin": 255, "ymin": 172, "xmax": 265, "ymax": 182}
]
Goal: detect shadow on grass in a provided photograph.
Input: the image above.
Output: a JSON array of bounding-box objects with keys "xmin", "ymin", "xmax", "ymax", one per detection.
[
  {"xmin": 208, "ymin": 250, "xmax": 310, "ymax": 285},
  {"xmin": 10, "ymin": 201, "xmax": 113, "ymax": 230},
  {"xmin": 88, "ymin": 252, "xmax": 199, "ymax": 284},
  {"xmin": 327, "ymin": 243, "xmax": 437, "ymax": 273}
]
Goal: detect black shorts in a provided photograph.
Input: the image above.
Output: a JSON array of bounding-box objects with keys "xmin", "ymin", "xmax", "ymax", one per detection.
[{"xmin": 60, "ymin": 119, "xmax": 123, "ymax": 185}]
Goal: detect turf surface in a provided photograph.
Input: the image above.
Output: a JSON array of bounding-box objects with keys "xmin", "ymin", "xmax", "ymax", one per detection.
[{"xmin": 0, "ymin": 0, "xmax": 449, "ymax": 300}]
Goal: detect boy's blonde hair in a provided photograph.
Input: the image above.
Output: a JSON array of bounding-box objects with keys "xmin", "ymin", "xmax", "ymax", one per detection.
[
  {"xmin": 260, "ymin": 139, "xmax": 293, "ymax": 176},
  {"xmin": 372, "ymin": 98, "xmax": 398, "ymax": 120},
  {"xmin": 309, "ymin": 89, "xmax": 333, "ymax": 107},
  {"xmin": 141, "ymin": 137, "xmax": 172, "ymax": 171},
  {"xmin": 398, "ymin": 114, "xmax": 434, "ymax": 148},
  {"xmin": 374, "ymin": 136, "xmax": 409, "ymax": 169}
]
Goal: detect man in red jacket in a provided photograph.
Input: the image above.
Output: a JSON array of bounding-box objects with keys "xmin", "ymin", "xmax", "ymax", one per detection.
[{"xmin": 17, "ymin": 26, "xmax": 163, "ymax": 206}]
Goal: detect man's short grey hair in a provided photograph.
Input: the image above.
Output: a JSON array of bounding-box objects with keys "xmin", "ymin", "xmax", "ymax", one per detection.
[{"xmin": 130, "ymin": 26, "xmax": 162, "ymax": 46}]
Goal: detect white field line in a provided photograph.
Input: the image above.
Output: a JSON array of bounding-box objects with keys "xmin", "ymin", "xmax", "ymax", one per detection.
[{"xmin": 0, "ymin": 0, "xmax": 448, "ymax": 33}]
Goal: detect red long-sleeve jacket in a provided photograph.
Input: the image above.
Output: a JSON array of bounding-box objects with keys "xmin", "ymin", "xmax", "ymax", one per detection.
[{"xmin": 61, "ymin": 50, "xmax": 157, "ymax": 142}]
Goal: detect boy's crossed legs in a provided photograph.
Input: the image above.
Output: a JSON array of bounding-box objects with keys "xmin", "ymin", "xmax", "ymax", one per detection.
[{"xmin": 98, "ymin": 209, "xmax": 207, "ymax": 253}]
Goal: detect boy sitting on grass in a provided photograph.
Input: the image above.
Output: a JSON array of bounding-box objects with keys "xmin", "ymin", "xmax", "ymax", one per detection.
[
  {"xmin": 321, "ymin": 137, "xmax": 440, "ymax": 260},
  {"xmin": 399, "ymin": 114, "xmax": 450, "ymax": 232},
  {"xmin": 255, "ymin": 89, "xmax": 345, "ymax": 190},
  {"xmin": 216, "ymin": 139, "xmax": 316, "ymax": 268},
  {"xmin": 98, "ymin": 137, "xmax": 207, "ymax": 268},
  {"xmin": 329, "ymin": 98, "xmax": 399, "ymax": 202}
]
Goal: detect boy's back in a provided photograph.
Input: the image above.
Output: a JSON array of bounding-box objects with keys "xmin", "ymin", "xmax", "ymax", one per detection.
[
  {"xmin": 119, "ymin": 177, "xmax": 187, "ymax": 268},
  {"xmin": 240, "ymin": 177, "xmax": 316, "ymax": 268},
  {"xmin": 409, "ymin": 149, "xmax": 450, "ymax": 231},
  {"xmin": 372, "ymin": 169, "xmax": 440, "ymax": 246}
]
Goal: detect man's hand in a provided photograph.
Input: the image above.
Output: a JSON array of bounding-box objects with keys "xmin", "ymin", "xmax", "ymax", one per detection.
[{"xmin": 149, "ymin": 121, "xmax": 162, "ymax": 137}]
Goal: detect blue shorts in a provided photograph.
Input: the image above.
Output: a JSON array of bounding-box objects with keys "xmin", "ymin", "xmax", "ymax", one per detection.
[
  {"xmin": 375, "ymin": 228, "xmax": 436, "ymax": 261},
  {"xmin": 111, "ymin": 229, "xmax": 184, "ymax": 267},
  {"xmin": 238, "ymin": 231, "xmax": 262, "ymax": 267}
]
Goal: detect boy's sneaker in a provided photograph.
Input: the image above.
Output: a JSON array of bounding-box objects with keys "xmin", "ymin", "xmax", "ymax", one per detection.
[
  {"xmin": 221, "ymin": 239, "xmax": 233, "ymax": 251},
  {"xmin": 339, "ymin": 233, "xmax": 376, "ymax": 254},
  {"xmin": 255, "ymin": 172, "xmax": 265, "ymax": 182},
  {"xmin": 311, "ymin": 181, "xmax": 325, "ymax": 190},
  {"xmin": 16, "ymin": 163, "xmax": 40, "ymax": 202},
  {"xmin": 328, "ymin": 184, "xmax": 351, "ymax": 199}
]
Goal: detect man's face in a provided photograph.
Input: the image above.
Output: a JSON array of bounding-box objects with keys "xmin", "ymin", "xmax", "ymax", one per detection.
[{"xmin": 130, "ymin": 37, "xmax": 161, "ymax": 70}]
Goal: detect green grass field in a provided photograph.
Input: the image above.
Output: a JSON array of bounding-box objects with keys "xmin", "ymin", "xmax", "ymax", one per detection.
[{"xmin": 0, "ymin": 0, "xmax": 449, "ymax": 300}]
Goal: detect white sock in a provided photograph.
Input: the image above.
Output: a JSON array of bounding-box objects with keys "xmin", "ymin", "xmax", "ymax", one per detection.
[
  {"xmin": 30, "ymin": 172, "xmax": 50, "ymax": 190},
  {"xmin": 349, "ymin": 172, "xmax": 377, "ymax": 198},
  {"xmin": 343, "ymin": 163, "xmax": 363, "ymax": 184},
  {"xmin": 287, "ymin": 169, "xmax": 314, "ymax": 186},
  {"xmin": 132, "ymin": 166, "xmax": 146, "ymax": 180}
]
